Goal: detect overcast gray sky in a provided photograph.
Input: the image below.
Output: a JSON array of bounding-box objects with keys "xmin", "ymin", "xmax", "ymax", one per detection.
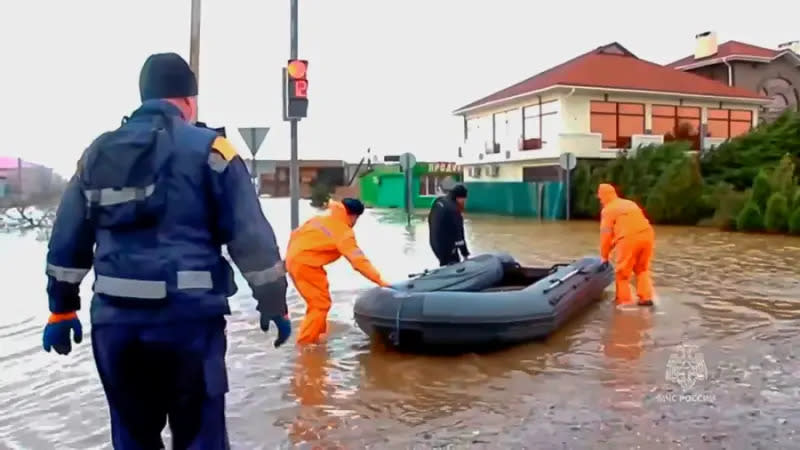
[{"xmin": 1, "ymin": 0, "xmax": 798, "ymax": 176}]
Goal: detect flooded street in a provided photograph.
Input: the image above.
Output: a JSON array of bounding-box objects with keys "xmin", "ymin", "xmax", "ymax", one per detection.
[{"xmin": 2, "ymin": 197, "xmax": 800, "ymax": 449}]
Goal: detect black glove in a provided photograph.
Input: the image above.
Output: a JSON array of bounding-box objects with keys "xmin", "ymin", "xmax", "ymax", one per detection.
[
  {"xmin": 260, "ymin": 314, "xmax": 292, "ymax": 348},
  {"xmin": 254, "ymin": 277, "xmax": 290, "ymax": 347}
]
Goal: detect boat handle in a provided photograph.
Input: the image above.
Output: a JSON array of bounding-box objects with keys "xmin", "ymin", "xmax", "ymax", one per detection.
[
  {"xmin": 408, "ymin": 268, "xmax": 431, "ymax": 278},
  {"xmin": 547, "ymin": 263, "xmax": 571, "ymax": 275},
  {"xmin": 543, "ymin": 268, "xmax": 585, "ymax": 294}
]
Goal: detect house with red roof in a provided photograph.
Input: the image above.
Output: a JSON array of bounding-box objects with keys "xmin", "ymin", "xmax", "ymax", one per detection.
[
  {"xmin": 667, "ymin": 32, "xmax": 800, "ymax": 123},
  {"xmin": 452, "ymin": 42, "xmax": 770, "ymax": 216}
]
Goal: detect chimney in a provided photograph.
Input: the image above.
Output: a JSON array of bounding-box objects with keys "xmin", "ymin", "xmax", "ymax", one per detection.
[
  {"xmin": 694, "ymin": 31, "xmax": 718, "ymax": 59},
  {"xmin": 778, "ymin": 40, "xmax": 800, "ymax": 55}
]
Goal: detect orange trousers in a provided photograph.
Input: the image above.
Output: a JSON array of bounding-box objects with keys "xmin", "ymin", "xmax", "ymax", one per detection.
[
  {"xmin": 614, "ymin": 229, "xmax": 655, "ymax": 305},
  {"xmin": 287, "ymin": 262, "xmax": 332, "ymax": 345}
]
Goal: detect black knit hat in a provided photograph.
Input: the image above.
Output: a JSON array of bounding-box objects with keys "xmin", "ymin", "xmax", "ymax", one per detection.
[
  {"xmin": 450, "ymin": 184, "xmax": 468, "ymax": 199},
  {"xmin": 342, "ymin": 198, "xmax": 365, "ymax": 215},
  {"xmin": 139, "ymin": 53, "xmax": 198, "ymax": 101}
]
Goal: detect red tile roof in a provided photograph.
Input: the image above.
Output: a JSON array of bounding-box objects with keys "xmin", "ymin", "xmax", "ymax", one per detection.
[
  {"xmin": 455, "ymin": 43, "xmax": 766, "ymax": 114},
  {"xmin": 667, "ymin": 40, "xmax": 780, "ymax": 69}
]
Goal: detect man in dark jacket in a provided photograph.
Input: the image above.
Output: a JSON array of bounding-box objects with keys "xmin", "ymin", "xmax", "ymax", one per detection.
[
  {"xmin": 427, "ymin": 184, "xmax": 470, "ymax": 266},
  {"xmin": 42, "ymin": 52, "xmax": 290, "ymax": 449}
]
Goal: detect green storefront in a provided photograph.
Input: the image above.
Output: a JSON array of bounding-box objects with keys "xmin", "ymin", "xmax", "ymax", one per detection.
[{"xmin": 359, "ymin": 162, "xmax": 461, "ymax": 209}]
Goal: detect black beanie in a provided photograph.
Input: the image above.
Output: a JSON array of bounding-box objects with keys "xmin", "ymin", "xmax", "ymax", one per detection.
[
  {"xmin": 342, "ymin": 198, "xmax": 365, "ymax": 215},
  {"xmin": 450, "ymin": 184, "xmax": 468, "ymax": 199},
  {"xmin": 139, "ymin": 53, "xmax": 198, "ymax": 101}
]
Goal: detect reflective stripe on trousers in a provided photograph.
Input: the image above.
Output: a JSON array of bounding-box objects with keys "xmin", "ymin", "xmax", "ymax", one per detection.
[{"xmin": 94, "ymin": 271, "xmax": 215, "ymax": 299}]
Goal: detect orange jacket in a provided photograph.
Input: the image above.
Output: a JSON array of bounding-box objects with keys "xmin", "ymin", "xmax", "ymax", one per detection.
[
  {"xmin": 598, "ymin": 184, "xmax": 653, "ymax": 260},
  {"xmin": 286, "ymin": 201, "xmax": 388, "ymax": 286}
]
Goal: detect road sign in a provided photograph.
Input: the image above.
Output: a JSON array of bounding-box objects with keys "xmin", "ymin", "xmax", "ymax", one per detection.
[
  {"xmin": 238, "ymin": 127, "xmax": 270, "ymax": 156},
  {"xmin": 399, "ymin": 152, "xmax": 416, "ymax": 225},
  {"xmin": 399, "ymin": 152, "xmax": 417, "ymax": 171},
  {"xmin": 559, "ymin": 152, "xmax": 577, "ymax": 171},
  {"xmin": 559, "ymin": 152, "xmax": 577, "ymax": 221}
]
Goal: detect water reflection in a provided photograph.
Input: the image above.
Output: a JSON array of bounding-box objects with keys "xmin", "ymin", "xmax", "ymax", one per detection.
[
  {"xmin": 286, "ymin": 345, "xmax": 338, "ymax": 447},
  {"xmin": 602, "ymin": 308, "xmax": 654, "ymax": 415}
]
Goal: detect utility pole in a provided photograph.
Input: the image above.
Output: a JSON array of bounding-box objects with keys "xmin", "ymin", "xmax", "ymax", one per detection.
[
  {"xmin": 190, "ymin": 0, "xmax": 202, "ymax": 115},
  {"xmin": 289, "ymin": 0, "xmax": 300, "ymax": 229}
]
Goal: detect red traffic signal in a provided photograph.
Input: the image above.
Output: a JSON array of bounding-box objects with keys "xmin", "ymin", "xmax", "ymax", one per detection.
[
  {"xmin": 293, "ymin": 80, "xmax": 308, "ymax": 98},
  {"xmin": 287, "ymin": 59, "xmax": 307, "ymax": 79},
  {"xmin": 284, "ymin": 59, "xmax": 309, "ymax": 120}
]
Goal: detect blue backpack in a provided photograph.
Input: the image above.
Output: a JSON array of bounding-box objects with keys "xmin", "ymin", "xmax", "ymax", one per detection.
[{"xmin": 79, "ymin": 113, "xmax": 175, "ymax": 230}]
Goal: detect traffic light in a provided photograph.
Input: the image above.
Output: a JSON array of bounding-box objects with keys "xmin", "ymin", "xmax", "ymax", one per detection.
[{"xmin": 283, "ymin": 59, "xmax": 308, "ymax": 120}]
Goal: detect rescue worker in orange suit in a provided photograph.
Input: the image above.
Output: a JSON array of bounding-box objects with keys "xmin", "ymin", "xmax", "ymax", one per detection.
[
  {"xmin": 597, "ymin": 183, "xmax": 655, "ymax": 307},
  {"xmin": 285, "ymin": 198, "xmax": 390, "ymax": 345},
  {"xmin": 42, "ymin": 53, "xmax": 290, "ymax": 449}
]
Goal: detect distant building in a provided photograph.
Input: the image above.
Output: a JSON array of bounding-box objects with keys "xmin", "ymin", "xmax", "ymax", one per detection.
[
  {"xmin": 453, "ymin": 42, "xmax": 769, "ymax": 218},
  {"xmin": 244, "ymin": 159, "xmax": 348, "ymax": 198},
  {"xmin": 359, "ymin": 161, "xmax": 460, "ymax": 209},
  {"xmin": 667, "ymin": 32, "xmax": 800, "ymax": 123},
  {"xmin": 0, "ymin": 175, "xmax": 7, "ymax": 198},
  {"xmin": 0, "ymin": 156, "xmax": 57, "ymax": 199}
]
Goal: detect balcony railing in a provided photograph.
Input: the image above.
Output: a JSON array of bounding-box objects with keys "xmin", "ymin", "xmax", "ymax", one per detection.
[
  {"xmin": 519, "ymin": 138, "xmax": 543, "ymax": 151},
  {"xmin": 703, "ymin": 137, "xmax": 726, "ymax": 151}
]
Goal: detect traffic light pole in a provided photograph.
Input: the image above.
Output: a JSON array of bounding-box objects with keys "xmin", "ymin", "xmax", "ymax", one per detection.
[
  {"xmin": 289, "ymin": 0, "xmax": 300, "ymax": 230},
  {"xmin": 189, "ymin": 0, "xmax": 201, "ymax": 116}
]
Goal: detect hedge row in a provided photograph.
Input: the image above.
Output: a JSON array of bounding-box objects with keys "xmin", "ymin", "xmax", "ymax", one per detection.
[{"xmin": 571, "ymin": 111, "xmax": 800, "ymax": 235}]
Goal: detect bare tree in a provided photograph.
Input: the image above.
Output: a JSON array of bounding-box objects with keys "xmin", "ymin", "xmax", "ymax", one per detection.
[{"xmin": 1, "ymin": 177, "xmax": 67, "ymax": 237}]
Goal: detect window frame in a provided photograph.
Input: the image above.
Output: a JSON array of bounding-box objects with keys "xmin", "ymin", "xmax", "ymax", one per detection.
[
  {"xmin": 707, "ymin": 108, "xmax": 753, "ymax": 139},
  {"xmin": 589, "ymin": 101, "xmax": 646, "ymax": 149},
  {"xmin": 521, "ymin": 99, "xmax": 559, "ymax": 150},
  {"xmin": 652, "ymin": 104, "xmax": 701, "ymax": 150}
]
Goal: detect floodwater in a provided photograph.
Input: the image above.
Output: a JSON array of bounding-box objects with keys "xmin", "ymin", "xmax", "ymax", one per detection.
[{"xmin": 2, "ymin": 198, "xmax": 800, "ymax": 449}]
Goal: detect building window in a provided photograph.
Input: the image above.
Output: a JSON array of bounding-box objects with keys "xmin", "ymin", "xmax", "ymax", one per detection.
[
  {"xmin": 467, "ymin": 116, "xmax": 493, "ymax": 153},
  {"xmin": 419, "ymin": 174, "xmax": 447, "ymax": 196},
  {"xmin": 652, "ymin": 105, "xmax": 701, "ymax": 150},
  {"xmin": 492, "ymin": 109, "xmax": 522, "ymax": 151},
  {"xmin": 522, "ymin": 99, "xmax": 559, "ymax": 150},
  {"xmin": 708, "ymin": 109, "xmax": 753, "ymax": 139},
  {"xmin": 758, "ymin": 77, "xmax": 800, "ymax": 123},
  {"xmin": 590, "ymin": 101, "xmax": 645, "ymax": 148}
]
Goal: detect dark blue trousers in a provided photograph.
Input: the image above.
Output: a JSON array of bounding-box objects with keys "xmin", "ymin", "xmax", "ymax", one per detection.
[{"xmin": 91, "ymin": 318, "xmax": 230, "ymax": 450}]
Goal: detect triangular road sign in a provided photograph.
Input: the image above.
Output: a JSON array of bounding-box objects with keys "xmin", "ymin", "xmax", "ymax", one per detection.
[{"xmin": 238, "ymin": 127, "xmax": 270, "ymax": 156}]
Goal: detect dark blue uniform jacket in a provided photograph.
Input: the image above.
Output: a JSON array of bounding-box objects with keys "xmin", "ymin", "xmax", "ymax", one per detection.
[{"xmin": 45, "ymin": 100, "xmax": 287, "ymax": 324}]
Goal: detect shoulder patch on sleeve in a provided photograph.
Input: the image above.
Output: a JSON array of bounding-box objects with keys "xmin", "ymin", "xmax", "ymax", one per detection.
[{"xmin": 211, "ymin": 136, "xmax": 239, "ymax": 162}]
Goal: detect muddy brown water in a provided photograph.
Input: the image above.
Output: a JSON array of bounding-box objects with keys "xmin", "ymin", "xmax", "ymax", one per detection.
[{"xmin": 2, "ymin": 198, "xmax": 800, "ymax": 449}]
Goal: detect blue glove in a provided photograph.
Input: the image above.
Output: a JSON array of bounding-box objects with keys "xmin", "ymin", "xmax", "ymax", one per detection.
[
  {"xmin": 43, "ymin": 312, "xmax": 83, "ymax": 355},
  {"xmin": 260, "ymin": 314, "xmax": 292, "ymax": 348}
]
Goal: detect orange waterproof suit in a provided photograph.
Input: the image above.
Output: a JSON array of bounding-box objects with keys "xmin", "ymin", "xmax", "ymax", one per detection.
[
  {"xmin": 598, "ymin": 184, "xmax": 655, "ymax": 305},
  {"xmin": 285, "ymin": 201, "xmax": 389, "ymax": 344}
]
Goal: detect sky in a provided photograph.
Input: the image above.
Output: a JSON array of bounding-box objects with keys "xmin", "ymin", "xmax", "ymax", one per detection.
[{"xmin": 1, "ymin": 0, "xmax": 798, "ymax": 177}]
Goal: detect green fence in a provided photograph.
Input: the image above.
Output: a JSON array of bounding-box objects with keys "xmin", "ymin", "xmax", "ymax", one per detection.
[{"xmin": 464, "ymin": 181, "xmax": 565, "ymax": 219}]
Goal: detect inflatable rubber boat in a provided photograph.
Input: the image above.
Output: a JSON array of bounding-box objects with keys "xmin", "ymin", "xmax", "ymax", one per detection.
[{"xmin": 353, "ymin": 253, "xmax": 614, "ymax": 351}]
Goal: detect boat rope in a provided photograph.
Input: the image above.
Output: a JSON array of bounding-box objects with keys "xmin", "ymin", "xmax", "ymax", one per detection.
[{"xmin": 393, "ymin": 298, "xmax": 404, "ymax": 346}]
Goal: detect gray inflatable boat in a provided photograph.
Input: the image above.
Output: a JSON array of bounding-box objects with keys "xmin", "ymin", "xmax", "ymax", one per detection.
[{"xmin": 353, "ymin": 253, "xmax": 614, "ymax": 351}]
